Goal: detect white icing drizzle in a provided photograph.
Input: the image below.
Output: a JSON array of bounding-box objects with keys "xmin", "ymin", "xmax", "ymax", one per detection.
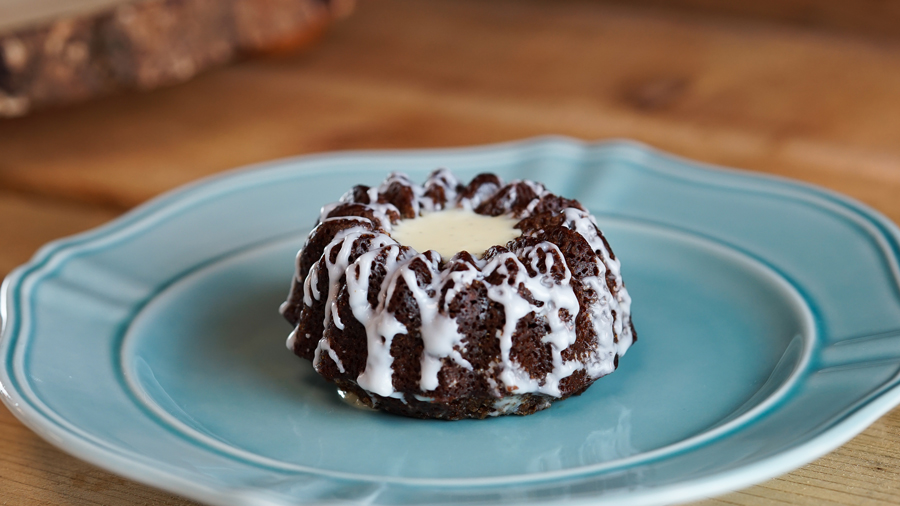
[
  {"xmin": 314, "ymin": 340, "xmax": 345, "ymax": 374},
  {"xmin": 285, "ymin": 327, "xmax": 299, "ymax": 351},
  {"xmin": 509, "ymin": 179, "xmax": 550, "ymax": 217},
  {"xmin": 282, "ymin": 169, "xmax": 635, "ymax": 402},
  {"xmin": 480, "ymin": 243, "xmax": 581, "ymax": 396},
  {"xmin": 351, "ymin": 245, "xmax": 410, "ymax": 397},
  {"xmin": 459, "ymin": 178, "xmax": 499, "ymax": 211},
  {"xmin": 561, "ymin": 208, "xmax": 634, "ymax": 357},
  {"xmin": 397, "ymin": 253, "xmax": 473, "ymax": 391}
]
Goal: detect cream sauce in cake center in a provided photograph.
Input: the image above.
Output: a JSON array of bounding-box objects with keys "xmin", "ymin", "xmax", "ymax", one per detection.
[{"xmin": 391, "ymin": 208, "xmax": 520, "ymax": 259}]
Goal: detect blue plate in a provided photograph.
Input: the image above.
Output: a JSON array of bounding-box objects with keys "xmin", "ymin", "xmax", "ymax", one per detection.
[{"xmin": 3, "ymin": 138, "xmax": 900, "ymax": 506}]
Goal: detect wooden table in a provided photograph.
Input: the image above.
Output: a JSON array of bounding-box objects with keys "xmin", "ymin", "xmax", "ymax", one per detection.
[{"xmin": 2, "ymin": 0, "xmax": 900, "ymax": 504}]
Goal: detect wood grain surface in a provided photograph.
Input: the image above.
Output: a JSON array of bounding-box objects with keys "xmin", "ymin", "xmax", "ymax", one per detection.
[
  {"xmin": 1, "ymin": 0, "xmax": 900, "ymax": 504},
  {"xmin": 598, "ymin": 0, "xmax": 900, "ymax": 40}
]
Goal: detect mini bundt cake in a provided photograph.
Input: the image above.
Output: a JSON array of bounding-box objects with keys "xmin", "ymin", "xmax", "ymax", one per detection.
[{"xmin": 280, "ymin": 170, "xmax": 636, "ymax": 420}]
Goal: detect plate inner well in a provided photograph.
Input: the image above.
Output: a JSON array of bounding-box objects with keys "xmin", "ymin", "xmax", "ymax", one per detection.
[{"xmin": 121, "ymin": 221, "xmax": 812, "ymax": 480}]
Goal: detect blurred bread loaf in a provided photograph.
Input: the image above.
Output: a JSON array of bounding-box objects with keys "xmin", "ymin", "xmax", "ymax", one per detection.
[{"xmin": 0, "ymin": 0, "xmax": 354, "ymax": 117}]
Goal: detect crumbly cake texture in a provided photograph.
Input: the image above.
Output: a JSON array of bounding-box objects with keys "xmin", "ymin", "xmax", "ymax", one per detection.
[{"xmin": 280, "ymin": 170, "xmax": 636, "ymax": 420}]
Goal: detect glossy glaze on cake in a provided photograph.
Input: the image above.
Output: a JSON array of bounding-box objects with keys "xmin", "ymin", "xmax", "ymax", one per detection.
[{"xmin": 280, "ymin": 170, "xmax": 636, "ymax": 419}]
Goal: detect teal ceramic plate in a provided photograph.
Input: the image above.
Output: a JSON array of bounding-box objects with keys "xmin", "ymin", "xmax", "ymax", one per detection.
[{"xmin": 3, "ymin": 138, "xmax": 900, "ymax": 506}]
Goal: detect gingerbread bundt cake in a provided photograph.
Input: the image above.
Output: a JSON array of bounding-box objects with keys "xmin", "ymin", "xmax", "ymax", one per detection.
[{"xmin": 280, "ymin": 170, "xmax": 636, "ymax": 420}]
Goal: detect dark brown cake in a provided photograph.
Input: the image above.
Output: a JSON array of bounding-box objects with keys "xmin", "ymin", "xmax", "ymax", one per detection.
[{"xmin": 280, "ymin": 170, "xmax": 635, "ymax": 420}]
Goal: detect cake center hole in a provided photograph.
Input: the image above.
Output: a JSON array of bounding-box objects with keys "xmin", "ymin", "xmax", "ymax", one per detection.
[{"xmin": 391, "ymin": 208, "xmax": 520, "ymax": 259}]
